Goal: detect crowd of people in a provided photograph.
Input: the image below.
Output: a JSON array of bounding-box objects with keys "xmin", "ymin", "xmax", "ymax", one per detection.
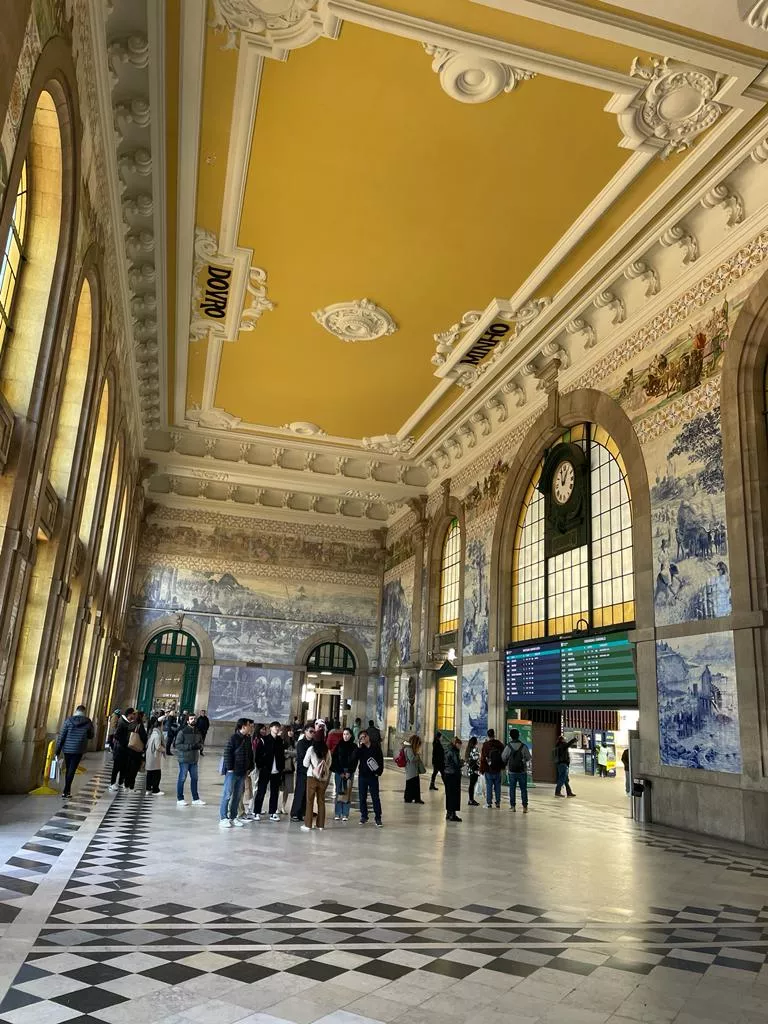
[{"xmin": 63, "ymin": 706, "xmax": 586, "ymax": 824}]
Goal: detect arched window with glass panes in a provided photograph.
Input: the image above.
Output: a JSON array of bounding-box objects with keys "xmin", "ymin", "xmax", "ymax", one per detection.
[
  {"xmin": 0, "ymin": 160, "xmax": 28, "ymax": 353},
  {"xmin": 438, "ymin": 517, "xmax": 461, "ymax": 635},
  {"xmin": 512, "ymin": 423, "xmax": 635, "ymax": 641}
]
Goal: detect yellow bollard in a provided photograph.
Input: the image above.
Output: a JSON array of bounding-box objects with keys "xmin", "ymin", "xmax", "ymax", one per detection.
[
  {"xmin": 29, "ymin": 740, "xmax": 60, "ymax": 796},
  {"xmin": 76, "ymin": 764, "xmax": 87, "ymax": 774}
]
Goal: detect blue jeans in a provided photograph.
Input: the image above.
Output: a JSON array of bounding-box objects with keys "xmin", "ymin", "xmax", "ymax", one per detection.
[
  {"xmin": 358, "ymin": 774, "xmax": 382, "ymax": 823},
  {"xmin": 220, "ymin": 772, "xmax": 245, "ymax": 820},
  {"xmin": 508, "ymin": 771, "xmax": 528, "ymax": 808},
  {"xmin": 334, "ymin": 773, "xmax": 351, "ymax": 818},
  {"xmin": 485, "ymin": 772, "xmax": 501, "ymax": 807},
  {"xmin": 177, "ymin": 761, "xmax": 200, "ymax": 801},
  {"xmin": 555, "ymin": 762, "xmax": 573, "ymax": 796}
]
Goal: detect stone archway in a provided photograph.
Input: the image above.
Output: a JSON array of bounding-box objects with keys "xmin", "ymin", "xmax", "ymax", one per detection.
[
  {"xmin": 294, "ymin": 629, "xmax": 370, "ymax": 727},
  {"xmin": 122, "ymin": 614, "xmax": 215, "ymax": 713}
]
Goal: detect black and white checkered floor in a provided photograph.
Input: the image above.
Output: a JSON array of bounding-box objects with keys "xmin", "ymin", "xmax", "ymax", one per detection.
[{"xmin": 1, "ymin": 756, "xmax": 768, "ymax": 1024}]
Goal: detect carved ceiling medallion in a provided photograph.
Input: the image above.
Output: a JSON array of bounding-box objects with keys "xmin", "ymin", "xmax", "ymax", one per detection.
[{"xmin": 312, "ymin": 299, "xmax": 397, "ymax": 343}]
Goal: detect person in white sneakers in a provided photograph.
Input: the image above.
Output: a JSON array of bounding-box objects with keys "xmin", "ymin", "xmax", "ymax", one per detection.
[
  {"xmin": 301, "ymin": 736, "xmax": 331, "ymax": 832},
  {"xmin": 220, "ymin": 718, "xmax": 254, "ymax": 828},
  {"xmin": 174, "ymin": 712, "xmax": 206, "ymax": 806}
]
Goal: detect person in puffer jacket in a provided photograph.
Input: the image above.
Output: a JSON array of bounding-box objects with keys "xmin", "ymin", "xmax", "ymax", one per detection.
[{"xmin": 56, "ymin": 705, "xmax": 94, "ymax": 799}]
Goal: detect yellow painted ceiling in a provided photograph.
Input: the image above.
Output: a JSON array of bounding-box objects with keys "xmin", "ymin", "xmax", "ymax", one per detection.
[{"xmin": 180, "ymin": 1, "xmax": 697, "ymax": 440}]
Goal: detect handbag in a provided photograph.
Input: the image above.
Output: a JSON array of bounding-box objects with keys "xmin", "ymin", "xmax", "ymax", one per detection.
[
  {"xmin": 128, "ymin": 729, "xmax": 144, "ymax": 753},
  {"xmin": 394, "ymin": 748, "xmax": 407, "ymax": 768}
]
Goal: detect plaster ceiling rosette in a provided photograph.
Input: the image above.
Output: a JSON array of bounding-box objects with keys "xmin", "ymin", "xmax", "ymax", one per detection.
[{"xmin": 312, "ymin": 299, "xmax": 398, "ymax": 343}]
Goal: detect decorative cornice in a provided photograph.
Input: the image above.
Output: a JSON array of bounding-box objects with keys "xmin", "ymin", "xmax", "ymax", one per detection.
[
  {"xmin": 422, "ymin": 43, "xmax": 535, "ymax": 104},
  {"xmin": 311, "ymin": 298, "xmax": 397, "ymax": 343},
  {"xmin": 361, "ymin": 434, "xmax": 416, "ymax": 456},
  {"xmin": 209, "ymin": 0, "xmax": 342, "ymax": 57},
  {"xmin": 745, "ymin": 2, "xmax": 768, "ymax": 30}
]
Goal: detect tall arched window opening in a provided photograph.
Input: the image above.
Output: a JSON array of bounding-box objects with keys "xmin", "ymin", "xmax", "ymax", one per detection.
[
  {"xmin": 0, "ymin": 161, "xmax": 28, "ymax": 353},
  {"xmin": 438, "ymin": 518, "xmax": 461, "ymax": 634},
  {"xmin": 512, "ymin": 423, "xmax": 635, "ymax": 641}
]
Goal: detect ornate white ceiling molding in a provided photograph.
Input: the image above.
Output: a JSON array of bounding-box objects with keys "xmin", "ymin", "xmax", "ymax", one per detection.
[
  {"xmin": 281, "ymin": 421, "xmax": 326, "ymax": 437},
  {"xmin": 614, "ymin": 57, "xmax": 725, "ymax": 159},
  {"xmin": 700, "ymin": 182, "xmax": 745, "ymax": 228},
  {"xmin": 361, "ymin": 435, "xmax": 416, "ymax": 456},
  {"xmin": 422, "ymin": 43, "xmax": 535, "ymax": 104},
  {"xmin": 659, "ymin": 223, "xmax": 699, "ymax": 264},
  {"xmin": 311, "ymin": 299, "xmax": 397, "ymax": 343},
  {"xmin": 623, "ymin": 258, "xmax": 660, "ymax": 297},
  {"xmin": 745, "ymin": 2, "xmax": 768, "ymax": 30},
  {"xmin": 210, "ymin": 0, "xmax": 342, "ymax": 58},
  {"xmin": 185, "ymin": 406, "xmax": 242, "ymax": 430}
]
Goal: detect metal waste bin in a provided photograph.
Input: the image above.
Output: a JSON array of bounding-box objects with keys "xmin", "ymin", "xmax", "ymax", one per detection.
[{"xmin": 632, "ymin": 778, "xmax": 652, "ymax": 823}]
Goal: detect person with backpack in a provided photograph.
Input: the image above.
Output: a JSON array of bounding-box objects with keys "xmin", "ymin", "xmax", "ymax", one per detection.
[
  {"xmin": 55, "ymin": 704, "xmax": 94, "ymax": 799},
  {"xmin": 502, "ymin": 728, "xmax": 531, "ymax": 812},
  {"xmin": 174, "ymin": 712, "xmax": 206, "ymax": 806},
  {"xmin": 429, "ymin": 731, "xmax": 445, "ymax": 790},
  {"xmin": 554, "ymin": 734, "xmax": 578, "ymax": 798},
  {"xmin": 301, "ymin": 735, "xmax": 332, "ymax": 831},
  {"xmin": 219, "ymin": 718, "xmax": 255, "ymax": 829},
  {"xmin": 403, "ymin": 734, "xmax": 426, "ymax": 804},
  {"xmin": 480, "ymin": 728, "xmax": 505, "ymax": 808},
  {"xmin": 465, "ymin": 736, "xmax": 481, "ymax": 806}
]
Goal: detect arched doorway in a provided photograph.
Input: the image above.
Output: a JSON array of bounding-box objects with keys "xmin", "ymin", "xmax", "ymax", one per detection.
[
  {"xmin": 137, "ymin": 630, "xmax": 200, "ymax": 715},
  {"xmin": 303, "ymin": 641, "xmax": 356, "ymax": 724}
]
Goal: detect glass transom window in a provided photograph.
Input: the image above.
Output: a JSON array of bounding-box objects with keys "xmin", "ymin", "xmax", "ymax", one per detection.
[{"xmin": 512, "ymin": 424, "xmax": 634, "ymax": 641}]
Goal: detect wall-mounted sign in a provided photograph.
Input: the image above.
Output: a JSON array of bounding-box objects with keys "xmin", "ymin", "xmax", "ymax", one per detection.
[
  {"xmin": 199, "ymin": 265, "xmax": 232, "ymax": 321},
  {"xmin": 457, "ymin": 318, "xmax": 512, "ymax": 366}
]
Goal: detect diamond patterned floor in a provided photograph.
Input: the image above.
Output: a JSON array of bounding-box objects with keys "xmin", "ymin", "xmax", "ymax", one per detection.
[{"xmin": 1, "ymin": 755, "xmax": 768, "ymax": 1024}]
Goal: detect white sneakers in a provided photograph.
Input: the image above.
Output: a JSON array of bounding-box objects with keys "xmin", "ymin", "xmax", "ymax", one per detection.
[
  {"xmin": 177, "ymin": 800, "xmax": 189, "ymax": 807},
  {"xmin": 219, "ymin": 819, "xmax": 232, "ymax": 829},
  {"xmin": 233, "ymin": 818, "xmax": 245, "ymax": 827},
  {"xmin": 300, "ymin": 824, "xmax": 312, "ymax": 832},
  {"xmin": 192, "ymin": 799, "xmax": 206, "ymax": 806},
  {"xmin": 108, "ymin": 784, "xmax": 120, "ymax": 792},
  {"xmin": 253, "ymin": 813, "xmax": 261, "ymax": 821},
  {"xmin": 269, "ymin": 813, "xmax": 280, "ymax": 822}
]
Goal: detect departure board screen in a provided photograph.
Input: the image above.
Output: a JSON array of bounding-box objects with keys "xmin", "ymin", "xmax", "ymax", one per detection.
[{"xmin": 504, "ymin": 632, "xmax": 637, "ymax": 705}]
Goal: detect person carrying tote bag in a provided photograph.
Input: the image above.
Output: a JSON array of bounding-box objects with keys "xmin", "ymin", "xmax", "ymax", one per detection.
[{"xmin": 124, "ymin": 713, "xmax": 147, "ymax": 792}]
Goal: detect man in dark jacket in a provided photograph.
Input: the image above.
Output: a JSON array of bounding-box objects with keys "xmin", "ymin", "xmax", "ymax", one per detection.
[
  {"xmin": 480, "ymin": 729, "xmax": 505, "ymax": 809},
  {"xmin": 358, "ymin": 730, "xmax": 384, "ymax": 827},
  {"xmin": 56, "ymin": 705, "xmax": 94, "ymax": 798},
  {"xmin": 253, "ymin": 720, "xmax": 285, "ymax": 821},
  {"xmin": 174, "ymin": 712, "xmax": 205, "ymax": 806},
  {"xmin": 367, "ymin": 719, "xmax": 382, "ymax": 746},
  {"xmin": 109, "ymin": 709, "xmax": 135, "ymax": 791},
  {"xmin": 196, "ymin": 710, "xmax": 211, "ymax": 749},
  {"xmin": 444, "ymin": 735, "xmax": 463, "ymax": 822},
  {"xmin": 219, "ymin": 718, "xmax": 254, "ymax": 828},
  {"xmin": 554, "ymin": 735, "xmax": 578, "ymax": 798},
  {"xmin": 290, "ymin": 723, "xmax": 315, "ymax": 820},
  {"xmin": 429, "ymin": 731, "xmax": 445, "ymax": 790}
]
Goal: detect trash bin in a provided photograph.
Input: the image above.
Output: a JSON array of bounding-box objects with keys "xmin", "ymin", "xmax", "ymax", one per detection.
[{"xmin": 632, "ymin": 778, "xmax": 652, "ymax": 823}]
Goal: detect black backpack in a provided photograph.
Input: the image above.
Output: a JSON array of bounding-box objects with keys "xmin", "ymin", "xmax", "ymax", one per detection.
[
  {"xmin": 486, "ymin": 745, "xmax": 503, "ymax": 772},
  {"xmin": 507, "ymin": 744, "xmax": 527, "ymax": 773}
]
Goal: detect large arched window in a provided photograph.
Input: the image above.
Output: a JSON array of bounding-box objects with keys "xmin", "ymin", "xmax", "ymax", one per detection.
[
  {"xmin": 0, "ymin": 160, "xmax": 28, "ymax": 352},
  {"xmin": 512, "ymin": 423, "xmax": 634, "ymax": 641},
  {"xmin": 438, "ymin": 518, "xmax": 461, "ymax": 634}
]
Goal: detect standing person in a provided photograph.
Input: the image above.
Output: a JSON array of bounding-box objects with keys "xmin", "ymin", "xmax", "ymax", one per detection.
[
  {"xmin": 429, "ymin": 731, "xmax": 445, "ymax": 790},
  {"xmin": 219, "ymin": 718, "xmax": 254, "ymax": 829},
  {"xmin": 279, "ymin": 725, "xmax": 296, "ymax": 814},
  {"xmin": 123, "ymin": 712, "xmax": 147, "ymax": 791},
  {"xmin": 145, "ymin": 715, "xmax": 165, "ymax": 795},
  {"xmin": 109, "ymin": 709, "xmax": 135, "ymax": 791},
  {"xmin": 175, "ymin": 712, "xmax": 206, "ymax": 806},
  {"xmin": 332, "ymin": 727, "xmax": 357, "ymax": 821},
  {"xmin": 165, "ymin": 708, "xmax": 179, "ymax": 755},
  {"xmin": 621, "ymin": 746, "xmax": 630, "ymax": 795},
  {"xmin": 196, "ymin": 709, "xmax": 211, "ymax": 749},
  {"xmin": 480, "ymin": 728, "xmax": 505, "ymax": 809},
  {"xmin": 444, "ymin": 735, "xmax": 463, "ymax": 822},
  {"xmin": 352, "ymin": 717, "xmax": 362, "ymax": 740},
  {"xmin": 403, "ymin": 734, "xmax": 425, "ymax": 804},
  {"xmin": 367, "ymin": 719, "xmax": 382, "ymax": 747},
  {"xmin": 55, "ymin": 704, "xmax": 94, "ymax": 799},
  {"xmin": 503, "ymin": 728, "xmax": 531, "ymax": 813},
  {"xmin": 357, "ymin": 731, "xmax": 384, "ymax": 827},
  {"xmin": 290, "ymin": 723, "xmax": 314, "ymax": 821},
  {"xmin": 314, "ymin": 719, "xmax": 327, "ymax": 743},
  {"xmin": 466, "ymin": 736, "xmax": 480, "ymax": 807},
  {"xmin": 301, "ymin": 735, "xmax": 331, "ymax": 832},
  {"xmin": 554, "ymin": 734, "xmax": 578, "ymax": 798},
  {"xmin": 596, "ymin": 744, "xmax": 609, "ymax": 778},
  {"xmin": 106, "ymin": 708, "xmax": 120, "ymax": 751},
  {"xmin": 253, "ymin": 721, "xmax": 285, "ymax": 822}
]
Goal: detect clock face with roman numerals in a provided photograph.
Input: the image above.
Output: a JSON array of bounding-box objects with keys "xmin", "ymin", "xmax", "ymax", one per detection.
[{"xmin": 552, "ymin": 459, "xmax": 575, "ymax": 506}]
